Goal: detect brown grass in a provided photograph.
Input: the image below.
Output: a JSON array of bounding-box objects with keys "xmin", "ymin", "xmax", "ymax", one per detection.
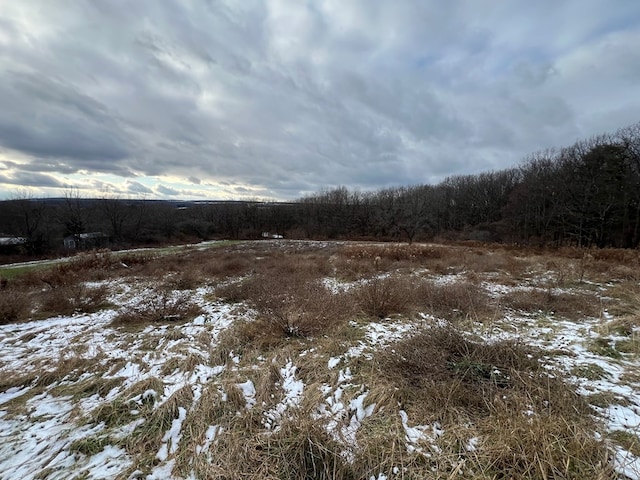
[
  {"xmin": 380, "ymin": 328, "xmax": 593, "ymax": 422},
  {"xmin": 0, "ymin": 355, "xmax": 102, "ymax": 399},
  {"xmin": 355, "ymin": 275, "xmax": 413, "ymax": 318},
  {"xmin": 418, "ymin": 280, "xmax": 494, "ymax": 321},
  {"xmin": 334, "ymin": 243, "xmax": 448, "ymax": 280},
  {"xmin": 339, "ymin": 243, "xmax": 446, "ymax": 262},
  {"xmin": 376, "ymin": 327, "xmax": 613, "ymax": 478},
  {"xmin": 190, "ymin": 410, "xmax": 352, "ymax": 479},
  {"xmin": 501, "ymin": 288, "xmax": 604, "ymax": 320},
  {"xmin": 217, "ymin": 271, "xmax": 356, "ymax": 339},
  {"xmin": 0, "ymin": 240, "xmax": 632, "ymax": 479},
  {"xmin": 111, "ymin": 289, "xmax": 202, "ymax": 327},
  {"xmin": 126, "ymin": 384, "xmax": 194, "ymax": 456},
  {"xmin": 35, "ymin": 284, "xmax": 109, "ymax": 318},
  {"xmin": 476, "ymin": 411, "xmax": 613, "ymax": 479},
  {"xmin": 0, "ymin": 287, "xmax": 31, "ymax": 324}
]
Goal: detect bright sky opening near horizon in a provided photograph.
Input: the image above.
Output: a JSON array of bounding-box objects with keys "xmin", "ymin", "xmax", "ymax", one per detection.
[{"xmin": 1, "ymin": 1, "xmax": 639, "ymax": 201}]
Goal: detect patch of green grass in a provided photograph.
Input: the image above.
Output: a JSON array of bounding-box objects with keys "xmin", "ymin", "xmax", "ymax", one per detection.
[
  {"xmin": 615, "ymin": 336, "xmax": 640, "ymax": 357},
  {"xmin": 588, "ymin": 337, "xmax": 622, "ymax": 359},
  {"xmin": 585, "ymin": 392, "xmax": 630, "ymax": 408},
  {"xmin": 609, "ymin": 430, "xmax": 640, "ymax": 456},
  {"xmin": 571, "ymin": 363, "xmax": 608, "ymax": 381},
  {"xmin": 50, "ymin": 376, "xmax": 123, "ymax": 400},
  {"xmin": 69, "ymin": 435, "xmax": 113, "ymax": 456},
  {"xmin": 0, "ymin": 263, "xmax": 55, "ymax": 279}
]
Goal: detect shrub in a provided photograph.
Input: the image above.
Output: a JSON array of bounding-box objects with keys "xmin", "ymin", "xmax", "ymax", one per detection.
[
  {"xmin": 0, "ymin": 288, "xmax": 30, "ymax": 324},
  {"xmin": 111, "ymin": 289, "xmax": 202, "ymax": 327},
  {"xmin": 217, "ymin": 273, "xmax": 355, "ymax": 338},
  {"xmin": 418, "ymin": 280, "xmax": 494, "ymax": 321},
  {"xmin": 355, "ymin": 276, "xmax": 413, "ymax": 318},
  {"xmin": 36, "ymin": 284, "xmax": 109, "ymax": 318}
]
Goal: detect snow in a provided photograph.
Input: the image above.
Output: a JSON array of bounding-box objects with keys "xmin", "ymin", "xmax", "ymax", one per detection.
[
  {"xmin": 196, "ymin": 425, "xmax": 220, "ymax": 455},
  {"xmin": 263, "ymin": 360, "xmax": 305, "ymax": 431},
  {"xmin": 1, "ymin": 242, "xmax": 639, "ymax": 479},
  {"xmin": 0, "ymin": 271, "xmax": 244, "ymax": 479},
  {"xmin": 328, "ymin": 357, "xmax": 341, "ymax": 369},
  {"xmin": 237, "ymin": 380, "xmax": 256, "ymax": 409},
  {"xmin": 81, "ymin": 446, "xmax": 130, "ymax": 480},
  {"xmin": 466, "ymin": 436, "xmax": 480, "ymax": 452},
  {"xmin": 157, "ymin": 407, "xmax": 187, "ymax": 461},
  {"xmin": 399, "ymin": 410, "xmax": 443, "ymax": 455},
  {"xmin": 145, "ymin": 459, "xmax": 176, "ymax": 480},
  {"xmin": 0, "ymin": 386, "xmax": 31, "ymax": 405},
  {"xmin": 615, "ymin": 448, "xmax": 640, "ymax": 480}
]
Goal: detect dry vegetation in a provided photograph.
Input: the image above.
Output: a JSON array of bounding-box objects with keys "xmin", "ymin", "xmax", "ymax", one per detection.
[{"xmin": 0, "ymin": 240, "xmax": 639, "ymax": 479}]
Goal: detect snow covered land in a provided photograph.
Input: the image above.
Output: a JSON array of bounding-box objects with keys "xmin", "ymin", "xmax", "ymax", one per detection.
[{"xmin": 0, "ymin": 241, "xmax": 638, "ymax": 479}]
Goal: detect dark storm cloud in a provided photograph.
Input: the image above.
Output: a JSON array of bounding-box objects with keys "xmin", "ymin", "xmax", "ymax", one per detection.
[
  {"xmin": 0, "ymin": 171, "xmax": 64, "ymax": 188},
  {"xmin": 1, "ymin": 1, "xmax": 639, "ymax": 199},
  {"xmin": 0, "ymin": 71, "xmax": 133, "ymax": 168}
]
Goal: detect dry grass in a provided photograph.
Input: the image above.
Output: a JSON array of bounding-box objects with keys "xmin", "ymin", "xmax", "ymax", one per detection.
[
  {"xmin": 35, "ymin": 284, "xmax": 109, "ymax": 318},
  {"xmin": 2, "ymin": 240, "xmax": 636, "ymax": 479},
  {"xmin": 185, "ymin": 407, "xmax": 354, "ymax": 479},
  {"xmin": 419, "ymin": 280, "xmax": 495, "ymax": 321},
  {"xmin": 352, "ymin": 274, "xmax": 494, "ymax": 322},
  {"xmin": 0, "ymin": 287, "xmax": 31, "ymax": 324},
  {"xmin": 126, "ymin": 385, "xmax": 194, "ymax": 457},
  {"xmin": 379, "ymin": 328, "xmax": 549, "ymax": 420},
  {"xmin": 0, "ymin": 356, "xmax": 101, "ymax": 391},
  {"xmin": 203, "ymin": 252, "xmax": 254, "ymax": 278},
  {"xmin": 50, "ymin": 375, "xmax": 122, "ymax": 400},
  {"xmin": 501, "ymin": 288, "xmax": 605, "ymax": 320},
  {"xmin": 339, "ymin": 243, "xmax": 446, "ymax": 262},
  {"xmin": 217, "ymin": 270, "xmax": 356, "ymax": 339},
  {"xmin": 111, "ymin": 289, "xmax": 202, "ymax": 327},
  {"xmin": 376, "ymin": 327, "xmax": 613, "ymax": 478},
  {"xmin": 475, "ymin": 411, "xmax": 613, "ymax": 479},
  {"xmin": 355, "ymin": 275, "xmax": 414, "ymax": 318}
]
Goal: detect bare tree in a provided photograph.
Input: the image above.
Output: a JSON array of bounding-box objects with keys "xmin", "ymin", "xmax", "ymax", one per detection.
[
  {"xmin": 9, "ymin": 190, "xmax": 49, "ymax": 254},
  {"xmin": 100, "ymin": 189, "xmax": 129, "ymax": 242}
]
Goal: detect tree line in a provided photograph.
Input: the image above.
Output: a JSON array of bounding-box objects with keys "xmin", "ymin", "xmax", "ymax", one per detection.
[
  {"xmin": 295, "ymin": 121, "xmax": 640, "ymax": 248},
  {"xmin": 1, "ymin": 121, "xmax": 639, "ymax": 258}
]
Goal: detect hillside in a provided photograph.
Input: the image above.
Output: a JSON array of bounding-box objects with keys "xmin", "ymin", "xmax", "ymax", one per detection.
[{"xmin": 1, "ymin": 240, "xmax": 639, "ymax": 479}]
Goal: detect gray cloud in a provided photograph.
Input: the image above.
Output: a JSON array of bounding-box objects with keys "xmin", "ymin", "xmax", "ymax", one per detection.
[
  {"xmin": 0, "ymin": 1, "xmax": 639, "ymax": 199},
  {"xmin": 155, "ymin": 184, "xmax": 180, "ymax": 196},
  {"xmin": 124, "ymin": 181, "xmax": 153, "ymax": 195},
  {"xmin": 0, "ymin": 171, "xmax": 65, "ymax": 188}
]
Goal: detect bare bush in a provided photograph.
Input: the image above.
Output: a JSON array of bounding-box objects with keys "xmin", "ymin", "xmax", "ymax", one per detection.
[
  {"xmin": 0, "ymin": 288, "xmax": 31, "ymax": 324},
  {"xmin": 217, "ymin": 272, "xmax": 355, "ymax": 338},
  {"xmin": 36, "ymin": 284, "xmax": 109, "ymax": 318},
  {"xmin": 418, "ymin": 280, "xmax": 494, "ymax": 321},
  {"xmin": 355, "ymin": 276, "xmax": 413, "ymax": 318},
  {"xmin": 112, "ymin": 289, "xmax": 202, "ymax": 327},
  {"xmin": 260, "ymin": 281, "xmax": 355, "ymax": 337}
]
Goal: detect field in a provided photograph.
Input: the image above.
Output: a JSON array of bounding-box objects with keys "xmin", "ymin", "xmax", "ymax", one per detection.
[{"xmin": 0, "ymin": 240, "xmax": 639, "ymax": 479}]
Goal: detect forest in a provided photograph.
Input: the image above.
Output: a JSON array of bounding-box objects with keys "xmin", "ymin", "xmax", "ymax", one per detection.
[{"xmin": 1, "ymin": 121, "xmax": 639, "ymax": 258}]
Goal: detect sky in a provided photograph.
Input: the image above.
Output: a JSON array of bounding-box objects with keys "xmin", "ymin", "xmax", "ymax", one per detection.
[{"xmin": 0, "ymin": 1, "xmax": 639, "ymax": 201}]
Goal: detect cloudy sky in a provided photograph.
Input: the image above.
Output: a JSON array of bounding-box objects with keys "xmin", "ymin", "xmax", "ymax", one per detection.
[{"xmin": 1, "ymin": 1, "xmax": 639, "ymax": 200}]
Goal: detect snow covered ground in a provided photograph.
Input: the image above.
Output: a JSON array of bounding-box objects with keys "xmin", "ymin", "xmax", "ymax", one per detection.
[{"xmin": 0, "ymin": 241, "xmax": 638, "ymax": 479}]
